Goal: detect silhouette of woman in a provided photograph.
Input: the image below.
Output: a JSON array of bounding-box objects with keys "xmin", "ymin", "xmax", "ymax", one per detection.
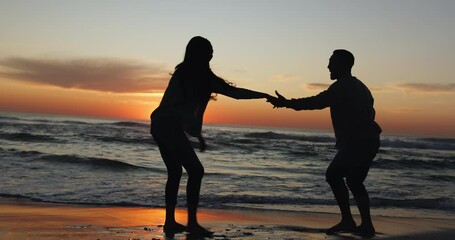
[{"xmin": 150, "ymin": 36, "xmax": 271, "ymax": 236}]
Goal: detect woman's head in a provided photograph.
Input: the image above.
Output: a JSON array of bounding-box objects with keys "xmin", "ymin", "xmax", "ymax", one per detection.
[{"xmin": 183, "ymin": 36, "xmax": 213, "ymax": 66}]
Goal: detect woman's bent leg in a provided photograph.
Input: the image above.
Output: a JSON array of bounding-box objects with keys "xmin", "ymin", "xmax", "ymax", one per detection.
[
  {"xmin": 152, "ymin": 121, "xmax": 211, "ymax": 235},
  {"xmin": 164, "ymin": 161, "xmax": 183, "ymax": 224},
  {"xmin": 151, "ymin": 120, "xmax": 186, "ymax": 234},
  {"xmin": 176, "ymin": 138, "xmax": 212, "ymax": 236},
  {"xmin": 155, "ymin": 144, "xmax": 186, "ymax": 234}
]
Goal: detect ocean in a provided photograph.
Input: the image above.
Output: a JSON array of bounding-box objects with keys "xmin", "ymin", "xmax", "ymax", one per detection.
[{"xmin": 0, "ymin": 112, "xmax": 454, "ymax": 220}]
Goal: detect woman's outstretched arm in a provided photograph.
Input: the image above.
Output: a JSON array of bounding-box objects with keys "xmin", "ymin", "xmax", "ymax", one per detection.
[
  {"xmin": 221, "ymin": 85, "xmax": 271, "ymax": 99},
  {"xmin": 212, "ymin": 74, "xmax": 272, "ymax": 100}
]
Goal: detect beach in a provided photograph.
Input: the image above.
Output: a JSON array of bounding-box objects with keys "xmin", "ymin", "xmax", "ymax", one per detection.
[
  {"xmin": 1, "ymin": 197, "xmax": 454, "ymax": 240},
  {"xmin": 1, "ymin": 113, "xmax": 454, "ymax": 239}
]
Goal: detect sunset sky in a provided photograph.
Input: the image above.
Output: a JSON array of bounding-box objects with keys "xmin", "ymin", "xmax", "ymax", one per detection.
[{"xmin": 1, "ymin": 0, "xmax": 454, "ymax": 137}]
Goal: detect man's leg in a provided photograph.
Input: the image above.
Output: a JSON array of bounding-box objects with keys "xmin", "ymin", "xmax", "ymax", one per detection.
[
  {"xmin": 347, "ymin": 178, "xmax": 374, "ymax": 236},
  {"xmin": 325, "ymin": 150, "xmax": 356, "ymax": 233},
  {"xmin": 346, "ymin": 140, "xmax": 379, "ymax": 237}
]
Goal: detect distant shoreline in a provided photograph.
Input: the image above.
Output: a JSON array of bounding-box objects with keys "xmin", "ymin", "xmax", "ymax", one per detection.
[{"xmin": 1, "ymin": 110, "xmax": 454, "ymax": 139}]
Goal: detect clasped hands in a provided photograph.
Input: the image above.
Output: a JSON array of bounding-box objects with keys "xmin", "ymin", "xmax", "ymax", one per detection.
[
  {"xmin": 199, "ymin": 91, "xmax": 287, "ymax": 152},
  {"xmin": 266, "ymin": 91, "xmax": 288, "ymax": 108}
]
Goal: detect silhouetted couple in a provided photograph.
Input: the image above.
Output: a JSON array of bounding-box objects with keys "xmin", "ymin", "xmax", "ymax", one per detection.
[{"xmin": 150, "ymin": 36, "xmax": 381, "ymax": 238}]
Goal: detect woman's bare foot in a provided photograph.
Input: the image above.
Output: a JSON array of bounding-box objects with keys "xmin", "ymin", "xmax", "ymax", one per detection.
[
  {"xmin": 187, "ymin": 223, "xmax": 213, "ymax": 237},
  {"xmin": 163, "ymin": 221, "xmax": 187, "ymax": 236}
]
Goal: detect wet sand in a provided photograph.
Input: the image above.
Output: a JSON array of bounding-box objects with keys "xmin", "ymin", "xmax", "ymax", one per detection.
[{"xmin": 0, "ymin": 197, "xmax": 453, "ymax": 239}]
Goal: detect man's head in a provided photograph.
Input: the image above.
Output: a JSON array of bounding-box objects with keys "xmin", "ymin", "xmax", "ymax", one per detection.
[{"xmin": 328, "ymin": 49, "xmax": 354, "ymax": 80}]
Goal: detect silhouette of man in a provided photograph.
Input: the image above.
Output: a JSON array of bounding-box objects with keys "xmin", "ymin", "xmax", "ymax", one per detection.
[{"xmin": 269, "ymin": 49, "xmax": 381, "ymax": 237}]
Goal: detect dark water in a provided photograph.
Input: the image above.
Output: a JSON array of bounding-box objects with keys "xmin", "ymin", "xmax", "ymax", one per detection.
[{"xmin": 0, "ymin": 112, "xmax": 454, "ymax": 219}]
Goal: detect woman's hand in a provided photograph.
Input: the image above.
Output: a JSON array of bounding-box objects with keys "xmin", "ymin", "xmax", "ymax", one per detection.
[{"xmin": 197, "ymin": 135, "xmax": 206, "ymax": 152}]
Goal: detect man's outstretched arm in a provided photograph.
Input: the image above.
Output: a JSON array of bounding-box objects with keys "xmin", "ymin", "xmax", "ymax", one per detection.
[{"xmin": 269, "ymin": 90, "xmax": 331, "ymax": 110}]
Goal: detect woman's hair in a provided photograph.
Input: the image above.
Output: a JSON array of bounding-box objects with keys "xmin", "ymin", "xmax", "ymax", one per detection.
[
  {"xmin": 183, "ymin": 36, "xmax": 213, "ymax": 66},
  {"xmin": 174, "ymin": 36, "xmax": 219, "ymax": 101},
  {"xmin": 176, "ymin": 36, "xmax": 213, "ymax": 70}
]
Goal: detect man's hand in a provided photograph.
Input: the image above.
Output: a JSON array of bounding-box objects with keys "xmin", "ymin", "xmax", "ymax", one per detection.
[
  {"xmin": 267, "ymin": 90, "xmax": 287, "ymax": 108},
  {"xmin": 265, "ymin": 94, "xmax": 277, "ymax": 103}
]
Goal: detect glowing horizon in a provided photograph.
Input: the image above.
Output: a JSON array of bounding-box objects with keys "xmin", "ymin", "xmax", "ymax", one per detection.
[{"xmin": 1, "ymin": 1, "xmax": 454, "ymax": 138}]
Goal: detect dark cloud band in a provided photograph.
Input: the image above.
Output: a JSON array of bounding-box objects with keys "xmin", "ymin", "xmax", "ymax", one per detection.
[{"xmin": 0, "ymin": 57, "xmax": 169, "ymax": 93}]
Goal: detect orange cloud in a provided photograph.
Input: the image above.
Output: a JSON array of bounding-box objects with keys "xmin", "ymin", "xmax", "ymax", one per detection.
[
  {"xmin": 0, "ymin": 57, "xmax": 169, "ymax": 93},
  {"xmin": 271, "ymin": 74, "xmax": 298, "ymax": 82},
  {"xmin": 396, "ymin": 83, "xmax": 455, "ymax": 94},
  {"xmin": 304, "ymin": 83, "xmax": 330, "ymax": 90}
]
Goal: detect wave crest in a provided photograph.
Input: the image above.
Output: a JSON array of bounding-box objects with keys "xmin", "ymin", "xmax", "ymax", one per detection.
[
  {"xmin": 0, "ymin": 133, "xmax": 60, "ymax": 143},
  {"xmin": 110, "ymin": 121, "xmax": 148, "ymax": 127},
  {"xmin": 37, "ymin": 154, "xmax": 158, "ymax": 172},
  {"xmin": 244, "ymin": 131, "xmax": 334, "ymax": 143}
]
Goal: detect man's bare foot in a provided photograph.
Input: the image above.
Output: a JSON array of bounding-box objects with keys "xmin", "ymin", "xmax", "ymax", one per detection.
[
  {"xmin": 352, "ymin": 224, "xmax": 375, "ymax": 238},
  {"xmin": 325, "ymin": 220, "xmax": 357, "ymax": 234}
]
